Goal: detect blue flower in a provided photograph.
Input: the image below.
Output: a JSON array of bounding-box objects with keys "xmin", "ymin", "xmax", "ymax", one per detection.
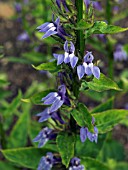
[
  {"xmin": 56, "ymin": 0, "xmax": 69, "ymax": 12},
  {"xmin": 37, "ymin": 15, "xmax": 68, "ymax": 40},
  {"xmin": 14, "ymin": 3, "xmax": 22, "ymax": 13},
  {"xmin": 33, "ymin": 127, "xmax": 54, "ymax": 147},
  {"xmin": 41, "ymin": 85, "xmax": 70, "ymax": 112},
  {"xmin": 36, "ymin": 108, "xmax": 65, "ymax": 124},
  {"xmin": 17, "ymin": 32, "xmax": 30, "ymax": 42},
  {"xmin": 114, "ymin": 44, "xmax": 127, "ymax": 61},
  {"xmin": 53, "ymin": 41, "xmax": 78, "ymax": 68},
  {"xmin": 37, "ymin": 152, "xmax": 54, "ymax": 170},
  {"xmin": 69, "ymin": 157, "xmax": 85, "ymax": 170},
  {"xmin": 77, "ymin": 52, "xmax": 100, "ymax": 80}
]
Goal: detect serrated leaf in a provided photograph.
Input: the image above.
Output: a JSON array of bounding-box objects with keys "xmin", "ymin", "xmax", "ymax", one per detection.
[
  {"xmin": 91, "ymin": 97, "xmax": 114, "ymax": 113},
  {"xmin": 3, "ymin": 91, "xmax": 22, "ymax": 117},
  {"xmin": 81, "ymin": 73, "xmax": 121, "ymax": 92},
  {"xmin": 71, "ymin": 103, "xmax": 93, "ymax": 130},
  {"xmin": 32, "ymin": 60, "xmax": 61, "ymax": 73},
  {"xmin": 92, "ymin": 109, "xmax": 128, "ymax": 134},
  {"xmin": 81, "ymin": 157, "xmax": 110, "ymax": 170},
  {"xmin": 56, "ymin": 132, "xmax": 75, "ymax": 167},
  {"xmin": 85, "ymin": 21, "xmax": 128, "ymax": 38},
  {"xmin": 1, "ymin": 147, "xmax": 56, "ymax": 169},
  {"xmin": 7, "ymin": 103, "xmax": 30, "ymax": 148}
]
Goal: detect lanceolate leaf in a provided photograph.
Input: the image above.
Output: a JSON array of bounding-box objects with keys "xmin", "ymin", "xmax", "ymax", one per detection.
[
  {"xmin": 56, "ymin": 132, "xmax": 75, "ymax": 168},
  {"xmin": 91, "ymin": 97, "xmax": 114, "ymax": 113},
  {"xmin": 92, "ymin": 109, "xmax": 128, "ymax": 134},
  {"xmin": 1, "ymin": 147, "xmax": 56, "ymax": 169},
  {"xmin": 32, "ymin": 60, "xmax": 61, "ymax": 73},
  {"xmin": 85, "ymin": 21, "xmax": 128, "ymax": 38},
  {"xmin": 81, "ymin": 73, "xmax": 121, "ymax": 92},
  {"xmin": 7, "ymin": 104, "xmax": 31, "ymax": 149},
  {"xmin": 71, "ymin": 103, "xmax": 93, "ymax": 130},
  {"xmin": 81, "ymin": 157, "xmax": 110, "ymax": 170}
]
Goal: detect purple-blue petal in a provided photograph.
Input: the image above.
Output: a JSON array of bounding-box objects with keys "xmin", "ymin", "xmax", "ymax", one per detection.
[
  {"xmin": 42, "ymin": 30, "xmax": 57, "ymax": 39},
  {"xmin": 70, "ymin": 56, "xmax": 78, "ymax": 68},
  {"xmin": 77, "ymin": 65, "xmax": 85, "ymax": 80},
  {"xmin": 92, "ymin": 66, "xmax": 100, "ymax": 79},
  {"xmin": 37, "ymin": 22, "xmax": 50, "ymax": 30},
  {"xmin": 80, "ymin": 127, "xmax": 88, "ymax": 143},
  {"xmin": 41, "ymin": 92, "xmax": 58, "ymax": 102},
  {"xmin": 57, "ymin": 54, "xmax": 64, "ymax": 65},
  {"xmin": 64, "ymin": 41, "xmax": 69, "ymax": 52},
  {"xmin": 50, "ymin": 97, "xmax": 64, "ymax": 112}
]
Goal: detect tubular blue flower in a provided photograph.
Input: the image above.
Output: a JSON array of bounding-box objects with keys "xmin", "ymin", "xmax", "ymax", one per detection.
[
  {"xmin": 36, "ymin": 108, "xmax": 65, "ymax": 124},
  {"xmin": 69, "ymin": 157, "xmax": 85, "ymax": 170},
  {"xmin": 37, "ymin": 152, "xmax": 54, "ymax": 170},
  {"xmin": 17, "ymin": 32, "xmax": 30, "ymax": 42},
  {"xmin": 77, "ymin": 52, "xmax": 100, "ymax": 80},
  {"xmin": 114, "ymin": 45, "xmax": 127, "ymax": 61},
  {"xmin": 53, "ymin": 41, "xmax": 78, "ymax": 68},
  {"xmin": 56, "ymin": 0, "xmax": 69, "ymax": 12},
  {"xmin": 14, "ymin": 3, "xmax": 22, "ymax": 13},
  {"xmin": 33, "ymin": 127, "xmax": 54, "ymax": 147},
  {"xmin": 41, "ymin": 85, "xmax": 70, "ymax": 112},
  {"xmin": 37, "ymin": 15, "xmax": 68, "ymax": 40}
]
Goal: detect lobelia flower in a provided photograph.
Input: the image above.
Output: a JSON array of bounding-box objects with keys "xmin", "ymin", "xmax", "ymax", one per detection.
[
  {"xmin": 33, "ymin": 127, "xmax": 55, "ymax": 147},
  {"xmin": 56, "ymin": 0, "xmax": 69, "ymax": 12},
  {"xmin": 36, "ymin": 107, "xmax": 65, "ymax": 124},
  {"xmin": 114, "ymin": 44, "xmax": 127, "ymax": 61},
  {"xmin": 37, "ymin": 15, "xmax": 68, "ymax": 40},
  {"xmin": 77, "ymin": 51, "xmax": 100, "ymax": 80},
  {"xmin": 14, "ymin": 3, "xmax": 22, "ymax": 13},
  {"xmin": 37, "ymin": 152, "xmax": 54, "ymax": 170},
  {"xmin": 69, "ymin": 157, "xmax": 85, "ymax": 170},
  {"xmin": 53, "ymin": 41, "xmax": 78, "ymax": 68},
  {"xmin": 41, "ymin": 85, "xmax": 70, "ymax": 112},
  {"xmin": 80, "ymin": 117, "xmax": 98, "ymax": 143},
  {"xmin": 17, "ymin": 32, "xmax": 30, "ymax": 42}
]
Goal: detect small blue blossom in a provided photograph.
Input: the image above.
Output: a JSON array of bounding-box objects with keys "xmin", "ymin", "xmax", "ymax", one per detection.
[
  {"xmin": 114, "ymin": 44, "xmax": 127, "ymax": 61},
  {"xmin": 37, "ymin": 15, "xmax": 68, "ymax": 40},
  {"xmin": 69, "ymin": 157, "xmax": 85, "ymax": 170},
  {"xmin": 14, "ymin": 3, "xmax": 22, "ymax": 13},
  {"xmin": 41, "ymin": 85, "xmax": 70, "ymax": 112},
  {"xmin": 80, "ymin": 117, "xmax": 98, "ymax": 143},
  {"xmin": 17, "ymin": 32, "xmax": 30, "ymax": 42},
  {"xmin": 36, "ymin": 108, "xmax": 65, "ymax": 124},
  {"xmin": 37, "ymin": 152, "xmax": 54, "ymax": 170},
  {"xmin": 33, "ymin": 127, "xmax": 54, "ymax": 147},
  {"xmin": 77, "ymin": 52, "xmax": 100, "ymax": 80},
  {"xmin": 53, "ymin": 41, "xmax": 78, "ymax": 68},
  {"xmin": 56, "ymin": 0, "xmax": 69, "ymax": 12}
]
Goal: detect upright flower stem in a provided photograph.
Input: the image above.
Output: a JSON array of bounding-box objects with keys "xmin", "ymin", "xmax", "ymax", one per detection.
[
  {"xmin": 75, "ymin": 0, "xmax": 85, "ymax": 57},
  {"xmin": 106, "ymin": 0, "xmax": 114, "ymax": 80}
]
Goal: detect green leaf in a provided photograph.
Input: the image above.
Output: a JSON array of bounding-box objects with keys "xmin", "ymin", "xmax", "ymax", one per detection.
[
  {"xmin": 81, "ymin": 157, "xmax": 110, "ymax": 170},
  {"xmin": 32, "ymin": 60, "xmax": 61, "ymax": 73},
  {"xmin": 1, "ymin": 147, "xmax": 56, "ymax": 169},
  {"xmin": 71, "ymin": 103, "xmax": 93, "ymax": 130},
  {"xmin": 22, "ymin": 89, "xmax": 54, "ymax": 105},
  {"xmin": 3, "ymin": 91, "xmax": 22, "ymax": 117},
  {"xmin": 0, "ymin": 161, "xmax": 17, "ymax": 170},
  {"xmin": 7, "ymin": 103, "xmax": 30, "ymax": 148},
  {"xmin": 76, "ymin": 19, "xmax": 94, "ymax": 30},
  {"xmin": 85, "ymin": 21, "xmax": 128, "ymax": 38},
  {"xmin": 81, "ymin": 73, "xmax": 121, "ymax": 92},
  {"xmin": 91, "ymin": 97, "xmax": 114, "ymax": 113},
  {"xmin": 97, "ymin": 140, "xmax": 125, "ymax": 162},
  {"xmin": 56, "ymin": 132, "xmax": 75, "ymax": 167},
  {"xmin": 115, "ymin": 162, "xmax": 128, "ymax": 170},
  {"xmin": 92, "ymin": 109, "xmax": 128, "ymax": 134}
]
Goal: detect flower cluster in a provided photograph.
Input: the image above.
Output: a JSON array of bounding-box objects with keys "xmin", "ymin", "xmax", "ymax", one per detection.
[
  {"xmin": 33, "ymin": 1, "xmax": 101, "ymax": 169},
  {"xmin": 114, "ymin": 44, "xmax": 127, "ymax": 61}
]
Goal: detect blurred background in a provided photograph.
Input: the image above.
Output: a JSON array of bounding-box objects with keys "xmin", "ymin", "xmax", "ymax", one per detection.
[{"xmin": 0, "ymin": 0, "xmax": 128, "ymax": 169}]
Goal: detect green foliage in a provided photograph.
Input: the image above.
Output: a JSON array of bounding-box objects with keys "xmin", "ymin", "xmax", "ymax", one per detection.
[
  {"xmin": 92, "ymin": 109, "xmax": 128, "ymax": 134},
  {"xmin": 85, "ymin": 21, "xmax": 128, "ymax": 38},
  {"xmin": 80, "ymin": 74, "xmax": 121, "ymax": 92},
  {"xmin": 56, "ymin": 132, "xmax": 75, "ymax": 167}
]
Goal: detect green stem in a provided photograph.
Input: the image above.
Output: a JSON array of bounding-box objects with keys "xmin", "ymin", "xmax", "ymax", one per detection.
[
  {"xmin": 75, "ymin": 0, "xmax": 85, "ymax": 57},
  {"xmin": 106, "ymin": 0, "xmax": 112, "ymax": 25}
]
